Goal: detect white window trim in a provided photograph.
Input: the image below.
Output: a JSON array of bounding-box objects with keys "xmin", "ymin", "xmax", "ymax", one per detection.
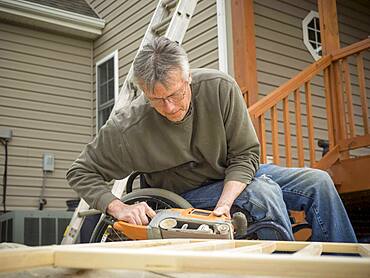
[
  {"xmin": 216, "ymin": 0, "xmax": 229, "ymax": 73},
  {"xmin": 302, "ymin": 10, "xmax": 322, "ymax": 61},
  {"xmin": 95, "ymin": 50, "xmax": 119, "ymax": 132}
]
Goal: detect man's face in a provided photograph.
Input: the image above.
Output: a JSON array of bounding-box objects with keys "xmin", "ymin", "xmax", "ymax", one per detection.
[{"xmin": 143, "ymin": 70, "xmax": 192, "ymax": 122}]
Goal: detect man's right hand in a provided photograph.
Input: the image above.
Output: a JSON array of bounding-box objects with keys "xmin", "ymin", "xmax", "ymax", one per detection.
[{"xmin": 106, "ymin": 199, "xmax": 156, "ymax": 225}]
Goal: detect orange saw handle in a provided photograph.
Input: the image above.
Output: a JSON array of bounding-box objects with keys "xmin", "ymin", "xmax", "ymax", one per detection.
[{"xmin": 113, "ymin": 221, "xmax": 149, "ymax": 240}]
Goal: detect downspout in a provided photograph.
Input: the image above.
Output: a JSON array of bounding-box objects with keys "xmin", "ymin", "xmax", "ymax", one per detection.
[
  {"xmin": 216, "ymin": 0, "xmax": 228, "ymax": 74},
  {"xmin": 90, "ymin": 40, "xmax": 94, "ymax": 140}
]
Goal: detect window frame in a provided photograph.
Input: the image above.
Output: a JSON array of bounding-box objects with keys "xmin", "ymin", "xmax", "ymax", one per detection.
[
  {"xmin": 95, "ymin": 50, "xmax": 119, "ymax": 132},
  {"xmin": 302, "ymin": 10, "xmax": 322, "ymax": 61}
]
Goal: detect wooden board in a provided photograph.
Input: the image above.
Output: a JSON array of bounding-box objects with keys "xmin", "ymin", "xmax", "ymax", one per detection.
[{"xmin": 1, "ymin": 239, "xmax": 370, "ymax": 277}]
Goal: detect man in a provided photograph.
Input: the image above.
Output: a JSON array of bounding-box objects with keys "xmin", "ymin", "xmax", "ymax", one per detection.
[{"xmin": 67, "ymin": 37, "xmax": 356, "ymax": 242}]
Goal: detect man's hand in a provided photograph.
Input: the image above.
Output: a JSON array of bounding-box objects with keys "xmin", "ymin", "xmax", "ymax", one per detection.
[
  {"xmin": 213, "ymin": 180, "xmax": 247, "ymax": 219},
  {"xmin": 213, "ymin": 204, "xmax": 231, "ymax": 218},
  {"xmin": 106, "ymin": 199, "xmax": 156, "ymax": 225}
]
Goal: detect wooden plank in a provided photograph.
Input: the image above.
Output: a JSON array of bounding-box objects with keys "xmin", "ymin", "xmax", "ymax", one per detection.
[
  {"xmin": 54, "ymin": 249, "xmax": 370, "ymax": 277},
  {"xmin": 225, "ymin": 242, "xmax": 276, "ymax": 254},
  {"xmin": 356, "ymin": 52, "xmax": 369, "ymax": 134},
  {"xmin": 317, "ymin": 0, "xmax": 340, "ymax": 55},
  {"xmin": 333, "ymin": 61, "xmax": 347, "ymax": 143},
  {"xmin": 332, "ymin": 38, "xmax": 370, "ymax": 61},
  {"xmin": 147, "ymin": 240, "xmax": 235, "ymax": 251},
  {"xmin": 259, "ymin": 115, "xmax": 267, "ymax": 163},
  {"xmin": 271, "ymin": 105, "xmax": 280, "ymax": 164},
  {"xmin": 283, "ymin": 97, "xmax": 292, "ymax": 167},
  {"xmin": 1, "ymin": 240, "xmax": 369, "ymax": 277},
  {"xmin": 293, "ymin": 243, "xmax": 323, "ymax": 257},
  {"xmin": 231, "ymin": 0, "xmax": 258, "ymax": 107},
  {"xmin": 331, "ymin": 155, "xmax": 370, "ymax": 193},
  {"xmin": 323, "ymin": 68, "xmax": 335, "ymax": 148},
  {"xmin": 0, "ymin": 246, "xmax": 54, "ymax": 273},
  {"xmin": 315, "ymin": 145, "xmax": 340, "ymax": 170},
  {"xmin": 52, "ymin": 244, "xmax": 370, "ymax": 277},
  {"xmin": 342, "ymin": 58, "xmax": 356, "ymax": 137},
  {"xmin": 294, "ymin": 89, "xmax": 304, "ymax": 167},
  {"xmin": 64, "ymin": 239, "xmax": 193, "ymax": 249},
  {"xmin": 329, "ymin": 64, "xmax": 341, "ymax": 145},
  {"xmin": 358, "ymin": 245, "xmax": 370, "ymax": 257},
  {"xmin": 57, "ymin": 239, "xmax": 367, "ymax": 255},
  {"xmin": 338, "ymin": 134, "xmax": 370, "ymax": 151},
  {"xmin": 305, "ymin": 82, "xmax": 316, "ymax": 167}
]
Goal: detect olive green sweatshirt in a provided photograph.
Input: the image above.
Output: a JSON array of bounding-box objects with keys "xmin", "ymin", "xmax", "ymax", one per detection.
[{"xmin": 66, "ymin": 69, "xmax": 260, "ymax": 212}]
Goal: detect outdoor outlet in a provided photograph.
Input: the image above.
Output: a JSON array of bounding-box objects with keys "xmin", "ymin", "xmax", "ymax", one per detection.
[
  {"xmin": 0, "ymin": 128, "xmax": 13, "ymax": 141},
  {"xmin": 43, "ymin": 153, "xmax": 55, "ymax": 172}
]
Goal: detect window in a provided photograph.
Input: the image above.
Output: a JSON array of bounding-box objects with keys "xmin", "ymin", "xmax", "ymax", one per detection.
[
  {"xmin": 96, "ymin": 50, "xmax": 118, "ymax": 130},
  {"xmin": 302, "ymin": 11, "xmax": 322, "ymax": 61}
]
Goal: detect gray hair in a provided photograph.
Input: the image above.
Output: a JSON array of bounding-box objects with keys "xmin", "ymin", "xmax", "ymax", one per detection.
[{"xmin": 133, "ymin": 36, "xmax": 190, "ymax": 93}]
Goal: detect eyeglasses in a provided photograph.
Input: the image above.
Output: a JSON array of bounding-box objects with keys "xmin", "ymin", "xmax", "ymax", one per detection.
[{"xmin": 147, "ymin": 81, "xmax": 188, "ymax": 106}]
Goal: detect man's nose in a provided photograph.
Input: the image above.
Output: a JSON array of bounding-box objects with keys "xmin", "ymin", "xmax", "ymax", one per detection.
[{"xmin": 162, "ymin": 99, "xmax": 177, "ymax": 113}]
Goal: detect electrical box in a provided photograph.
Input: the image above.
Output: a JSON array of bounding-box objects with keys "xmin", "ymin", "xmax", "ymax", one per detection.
[
  {"xmin": 43, "ymin": 153, "xmax": 55, "ymax": 172},
  {"xmin": 0, "ymin": 128, "xmax": 12, "ymax": 140}
]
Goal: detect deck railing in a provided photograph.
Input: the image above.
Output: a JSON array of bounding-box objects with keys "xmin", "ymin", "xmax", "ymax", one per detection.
[{"xmin": 248, "ymin": 38, "xmax": 370, "ymax": 169}]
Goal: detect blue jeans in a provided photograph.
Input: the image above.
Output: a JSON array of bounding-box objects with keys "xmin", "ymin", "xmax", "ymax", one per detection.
[{"xmin": 180, "ymin": 164, "xmax": 357, "ymax": 242}]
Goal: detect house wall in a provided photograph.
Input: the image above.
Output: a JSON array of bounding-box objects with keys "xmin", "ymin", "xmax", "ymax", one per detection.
[
  {"xmin": 0, "ymin": 22, "xmax": 93, "ymax": 210},
  {"xmin": 253, "ymin": 0, "xmax": 370, "ymax": 165},
  {"xmin": 87, "ymin": 0, "xmax": 219, "ymax": 132}
]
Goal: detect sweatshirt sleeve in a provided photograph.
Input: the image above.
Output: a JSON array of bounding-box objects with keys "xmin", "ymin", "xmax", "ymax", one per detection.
[
  {"xmin": 66, "ymin": 117, "xmax": 133, "ymax": 212},
  {"xmin": 220, "ymin": 78, "xmax": 260, "ymax": 186}
]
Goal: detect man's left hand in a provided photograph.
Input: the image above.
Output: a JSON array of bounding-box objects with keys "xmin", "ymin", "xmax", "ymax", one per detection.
[{"xmin": 213, "ymin": 204, "xmax": 231, "ymax": 218}]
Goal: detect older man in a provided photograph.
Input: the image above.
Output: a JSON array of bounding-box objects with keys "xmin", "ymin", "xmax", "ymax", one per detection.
[{"xmin": 66, "ymin": 37, "xmax": 356, "ymax": 242}]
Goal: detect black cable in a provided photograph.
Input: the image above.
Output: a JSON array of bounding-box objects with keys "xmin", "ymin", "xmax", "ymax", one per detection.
[{"xmin": 1, "ymin": 139, "xmax": 8, "ymax": 213}]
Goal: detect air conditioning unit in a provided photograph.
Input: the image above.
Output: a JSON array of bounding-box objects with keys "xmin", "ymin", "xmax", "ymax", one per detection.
[{"xmin": 0, "ymin": 210, "xmax": 74, "ymax": 246}]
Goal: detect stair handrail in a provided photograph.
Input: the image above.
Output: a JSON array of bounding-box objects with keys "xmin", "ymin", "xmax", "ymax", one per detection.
[
  {"xmin": 248, "ymin": 38, "xmax": 370, "ymax": 168},
  {"xmin": 248, "ymin": 55, "xmax": 332, "ymax": 118}
]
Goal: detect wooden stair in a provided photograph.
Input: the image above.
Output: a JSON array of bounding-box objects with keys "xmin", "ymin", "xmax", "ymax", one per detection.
[{"xmin": 330, "ymin": 155, "xmax": 370, "ymax": 194}]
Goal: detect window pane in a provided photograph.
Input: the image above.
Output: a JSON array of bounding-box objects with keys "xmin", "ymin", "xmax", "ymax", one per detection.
[
  {"xmin": 97, "ymin": 56, "xmax": 116, "ymax": 130},
  {"xmin": 317, "ymin": 31, "xmax": 321, "ymax": 43},
  {"xmin": 315, "ymin": 18, "xmax": 320, "ymax": 29},
  {"xmin": 107, "ymin": 59, "xmax": 114, "ymax": 79},
  {"xmin": 99, "ymin": 105, "xmax": 113, "ymax": 129},
  {"xmin": 108, "ymin": 80, "xmax": 115, "ymax": 100},
  {"xmin": 99, "ymin": 62, "xmax": 107, "ymax": 83},
  {"xmin": 308, "ymin": 19, "xmax": 315, "ymax": 29},
  {"xmin": 99, "ymin": 84, "xmax": 107, "ymax": 105},
  {"xmin": 308, "ymin": 30, "xmax": 316, "ymax": 41}
]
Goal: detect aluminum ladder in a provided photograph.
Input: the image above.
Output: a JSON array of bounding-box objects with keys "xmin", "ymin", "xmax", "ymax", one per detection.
[{"xmin": 61, "ymin": 0, "xmax": 198, "ymax": 245}]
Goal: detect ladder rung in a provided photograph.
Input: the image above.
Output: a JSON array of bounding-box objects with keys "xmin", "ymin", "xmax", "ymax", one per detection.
[
  {"xmin": 152, "ymin": 16, "xmax": 172, "ymax": 34},
  {"xmin": 78, "ymin": 209, "xmax": 101, "ymax": 217}
]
